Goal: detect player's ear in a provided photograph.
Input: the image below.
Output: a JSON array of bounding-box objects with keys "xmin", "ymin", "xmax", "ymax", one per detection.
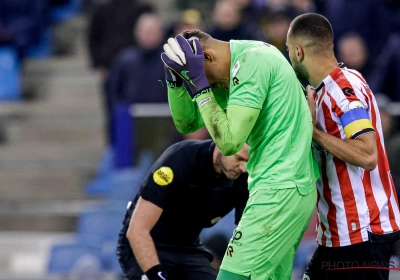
[{"xmin": 295, "ymin": 45, "xmax": 304, "ymax": 61}]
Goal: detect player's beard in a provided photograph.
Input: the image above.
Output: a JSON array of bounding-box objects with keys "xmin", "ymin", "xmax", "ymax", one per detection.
[{"xmin": 292, "ymin": 59, "xmax": 309, "ymax": 81}]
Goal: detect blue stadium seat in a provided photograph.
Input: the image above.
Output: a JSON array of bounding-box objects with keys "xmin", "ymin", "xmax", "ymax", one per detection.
[
  {"xmin": 109, "ymin": 253, "xmax": 123, "ymax": 275},
  {"xmin": 96, "ymin": 146, "xmax": 115, "ymax": 178},
  {"xmin": 51, "ymin": 0, "xmax": 82, "ymax": 22},
  {"xmin": 0, "ymin": 47, "xmax": 21, "ymax": 101},
  {"xmin": 113, "ymin": 102, "xmax": 135, "ymax": 168},
  {"xmin": 48, "ymin": 243, "xmax": 103, "ymax": 274},
  {"xmin": 85, "ymin": 151, "xmax": 152, "ymax": 196},
  {"xmin": 293, "ymin": 238, "xmax": 318, "ymax": 271},
  {"xmin": 77, "ymin": 208, "xmax": 125, "ymax": 244},
  {"xmin": 107, "ymin": 175, "xmax": 142, "ymax": 201},
  {"xmin": 85, "ymin": 167, "xmax": 145, "ymax": 196},
  {"xmin": 100, "ymin": 239, "xmax": 121, "ymax": 272},
  {"xmin": 27, "ymin": 28, "xmax": 52, "ymax": 58}
]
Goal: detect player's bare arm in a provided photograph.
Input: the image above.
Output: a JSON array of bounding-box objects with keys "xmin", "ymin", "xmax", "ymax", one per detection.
[
  {"xmin": 307, "ymin": 87, "xmax": 377, "ymax": 171},
  {"xmin": 127, "ymin": 197, "xmax": 163, "ymax": 272}
]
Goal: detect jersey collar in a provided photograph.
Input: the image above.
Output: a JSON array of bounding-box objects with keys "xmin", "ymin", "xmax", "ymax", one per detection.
[{"xmin": 314, "ymin": 62, "xmax": 346, "ymax": 94}]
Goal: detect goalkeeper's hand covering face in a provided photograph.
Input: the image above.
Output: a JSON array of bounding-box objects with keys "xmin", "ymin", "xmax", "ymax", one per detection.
[{"xmin": 161, "ymin": 35, "xmax": 211, "ymax": 97}]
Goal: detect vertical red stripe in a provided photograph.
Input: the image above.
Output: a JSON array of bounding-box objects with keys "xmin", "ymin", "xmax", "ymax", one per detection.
[
  {"xmin": 317, "ymin": 86, "xmax": 326, "ymax": 108},
  {"xmin": 321, "ymin": 102, "xmax": 341, "ymax": 246},
  {"xmin": 322, "ymin": 102, "xmax": 341, "ymax": 137},
  {"xmin": 363, "ymin": 170, "xmax": 383, "ymax": 233},
  {"xmin": 320, "ymin": 217, "xmax": 327, "ymax": 245},
  {"xmin": 327, "ymin": 93, "xmax": 345, "ymax": 118},
  {"xmin": 316, "ymin": 197, "xmax": 321, "ymax": 241},
  {"xmin": 364, "ymin": 88, "xmax": 399, "ymax": 232},
  {"xmin": 347, "ymin": 69, "xmax": 367, "ymax": 84},
  {"xmin": 389, "ymin": 173, "xmax": 400, "ymax": 209},
  {"xmin": 320, "ymin": 151, "xmax": 335, "ymax": 246},
  {"xmin": 323, "ymin": 100, "xmax": 362, "ymax": 244},
  {"xmin": 332, "ymin": 157, "xmax": 363, "ymax": 244},
  {"xmin": 330, "ymin": 68, "xmax": 359, "ymax": 103}
]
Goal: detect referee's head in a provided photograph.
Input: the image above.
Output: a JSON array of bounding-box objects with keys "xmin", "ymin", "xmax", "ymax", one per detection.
[{"xmin": 286, "ymin": 13, "xmax": 337, "ymax": 83}]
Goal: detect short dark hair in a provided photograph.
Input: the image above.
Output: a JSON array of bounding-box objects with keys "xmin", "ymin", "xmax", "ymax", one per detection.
[
  {"xmin": 289, "ymin": 13, "xmax": 333, "ymax": 43},
  {"xmin": 181, "ymin": 29, "xmax": 212, "ymax": 44}
]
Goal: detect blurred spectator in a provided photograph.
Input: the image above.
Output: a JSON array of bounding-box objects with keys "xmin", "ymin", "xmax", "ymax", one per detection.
[
  {"xmin": 87, "ymin": 0, "xmax": 153, "ymax": 143},
  {"xmin": 385, "ymin": 0, "xmax": 400, "ymax": 32},
  {"xmin": 166, "ymin": 8, "xmax": 203, "ymax": 38},
  {"xmin": 290, "ymin": 0, "xmax": 316, "ymax": 15},
  {"xmin": 175, "ymin": 0, "xmax": 215, "ymax": 26},
  {"xmin": 375, "ymin": 94, "xmax": 400, "ymax": 264},
  {"xmin": 88, "ymin": 0, "xmax": 154, "ymax": 74},
  {"xmin": 259, "ymin": 9, "xmax": 293, "ymax": 55},
  {"xmin": 322, "ymin": 0, "xmax": 391, "ymax": 60},
  {"xmin": 209, "ymin": 0, "xmax": 261, "ymax": 41},
  {"xmin": 108, "ymin": 13, "xmax": 180, "ymax": 158},
  {"xmin": 265, "ymin": 0, "xmax": 290, "ymax": 11},
  {"xmin": 227, "ymin": 0, "xmax": 264, "ymax": 35},
  {"xmin": 378, "ymin": 91, "xmax": 400, "ymax": 261},
  {"xmin": 337, "ymin": 32, "xmax": 374, "ymax": 82},
  {"xmin": 0, "ymin": 0, "xmax": 47, "ymax": 60},
  {"xmin": 369, "ymin": 33, "xmax": 400, "ymax": 102},
  {"xmin": 108, "ymin": 13, "xmax": 166, "ymax": 106},
  {"xmin": 375, "ymin": 94, "xmax": 400, "ymax": 186}
]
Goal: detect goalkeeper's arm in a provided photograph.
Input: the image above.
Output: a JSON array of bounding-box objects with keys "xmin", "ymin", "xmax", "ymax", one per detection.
[
  {"xmin": 195, "ymin": 92, "xmax": 259, "ymax": 156},
  {"xmin": 168, "ymin": 86, "xmax": 205, "ymax": 134}
]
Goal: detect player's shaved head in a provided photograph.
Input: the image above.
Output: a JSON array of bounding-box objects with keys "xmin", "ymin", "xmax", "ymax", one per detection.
[
  {"xmin": 286, "ymin": 13, "xmax": 339, "ymax": 87},
  {"xmin": 181, "ymin": 29, "xmax": 213, "ymax": 49},
  {"xmin": 288, "ymin": 13, "xmax": 333, "ymax": 53},
  {"xmin": 180, "ymin": 29, "xmax": 231, "ymax": 88}
]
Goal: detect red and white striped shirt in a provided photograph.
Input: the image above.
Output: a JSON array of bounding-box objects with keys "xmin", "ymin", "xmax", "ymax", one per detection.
[{"xmin": 312, "ymin": 66, "xmax": 400, "ymax": 247}]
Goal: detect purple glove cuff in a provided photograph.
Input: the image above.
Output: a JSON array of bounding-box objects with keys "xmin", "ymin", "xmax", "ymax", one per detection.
[
  {"xmin": 164, "ymin": 66, "xmax": 182, "ymax": 88},
  {"xmin": 189, "ymin": 73, "xmax": 210, "ymax": 95}
]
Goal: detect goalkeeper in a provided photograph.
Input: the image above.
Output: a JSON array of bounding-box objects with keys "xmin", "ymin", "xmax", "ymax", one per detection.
[{"xmin": 161, "ymin": 31, "xmax": 319, "ymax": 280}]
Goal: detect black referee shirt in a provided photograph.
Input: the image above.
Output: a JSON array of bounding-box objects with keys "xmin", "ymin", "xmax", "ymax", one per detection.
[{"xmin": 123, "ymin": 140, "xmax": 249, "ymax": 248}]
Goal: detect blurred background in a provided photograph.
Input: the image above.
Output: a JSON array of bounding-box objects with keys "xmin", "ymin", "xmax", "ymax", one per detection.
[{"xmin": 0, "ymin": 0, "xmax": 400, "ymax": 279}]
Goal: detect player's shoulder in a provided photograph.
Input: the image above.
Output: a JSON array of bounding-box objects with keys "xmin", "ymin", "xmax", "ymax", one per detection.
[
  {"xmin": 324, "ymin": 67, "xmax": 367, "ymax": 100},
  {"xmin": 233, "ymin": 40, "xmax": 287, "ymax": 75},
  {"xmin": 232, "ymin": 40, "xmax": 278, "ymax": 59}
]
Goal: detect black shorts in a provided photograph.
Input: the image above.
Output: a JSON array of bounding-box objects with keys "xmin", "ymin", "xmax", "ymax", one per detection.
[
  {"xmin": 304, "ymin": 240, "xmax": 395, "ymax": 280},
  {"xmin": 117, "ymin": 226, "xmax": 217, "ymax": 280}
]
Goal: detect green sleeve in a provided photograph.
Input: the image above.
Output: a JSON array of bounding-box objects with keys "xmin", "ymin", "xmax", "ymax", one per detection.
[
  {"xmin": 167, "ymin": 86, "xmax": 204, "ymax": 134},
  {"xmin": 195, "ymin": 92, "xmax": 259, "ymax": 156}
]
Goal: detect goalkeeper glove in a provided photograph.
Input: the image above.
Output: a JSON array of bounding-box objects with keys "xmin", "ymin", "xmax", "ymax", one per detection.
[{"xmin": 161, "ymin": 35, "xmax": 211, "ymax": 98}]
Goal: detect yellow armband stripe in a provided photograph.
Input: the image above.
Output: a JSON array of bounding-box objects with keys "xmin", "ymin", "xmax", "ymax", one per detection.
[{"xmin": 343, "ymin": 119, "xmax": 374, "ymax": 139}]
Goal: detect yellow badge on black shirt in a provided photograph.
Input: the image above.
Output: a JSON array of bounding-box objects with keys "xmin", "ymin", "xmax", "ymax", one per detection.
[{"xmin": 153, "ymin": 166, "xmax": 174, "ymax": 186}]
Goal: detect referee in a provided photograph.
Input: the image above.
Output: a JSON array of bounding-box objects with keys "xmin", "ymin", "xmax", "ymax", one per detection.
[{"xmin": 117, "ymin": 139, "xmax": 249, "ymax": 280}]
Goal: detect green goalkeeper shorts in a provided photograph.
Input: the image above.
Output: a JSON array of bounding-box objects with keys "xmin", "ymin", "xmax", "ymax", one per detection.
[{"xmin": 217, "ymin": 186, "xmax": 317, "ymax": 280}]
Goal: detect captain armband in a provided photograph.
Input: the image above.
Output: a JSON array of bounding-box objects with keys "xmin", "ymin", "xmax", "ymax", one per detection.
[{"xmin": 340, "ymin": 107, "xmax": 374, "ymax": 139}]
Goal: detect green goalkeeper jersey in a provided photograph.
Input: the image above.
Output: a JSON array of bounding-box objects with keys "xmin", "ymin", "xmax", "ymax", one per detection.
[{"xmin": 168, "ymin": 40, "xmax": 318, "ymax": 194}]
